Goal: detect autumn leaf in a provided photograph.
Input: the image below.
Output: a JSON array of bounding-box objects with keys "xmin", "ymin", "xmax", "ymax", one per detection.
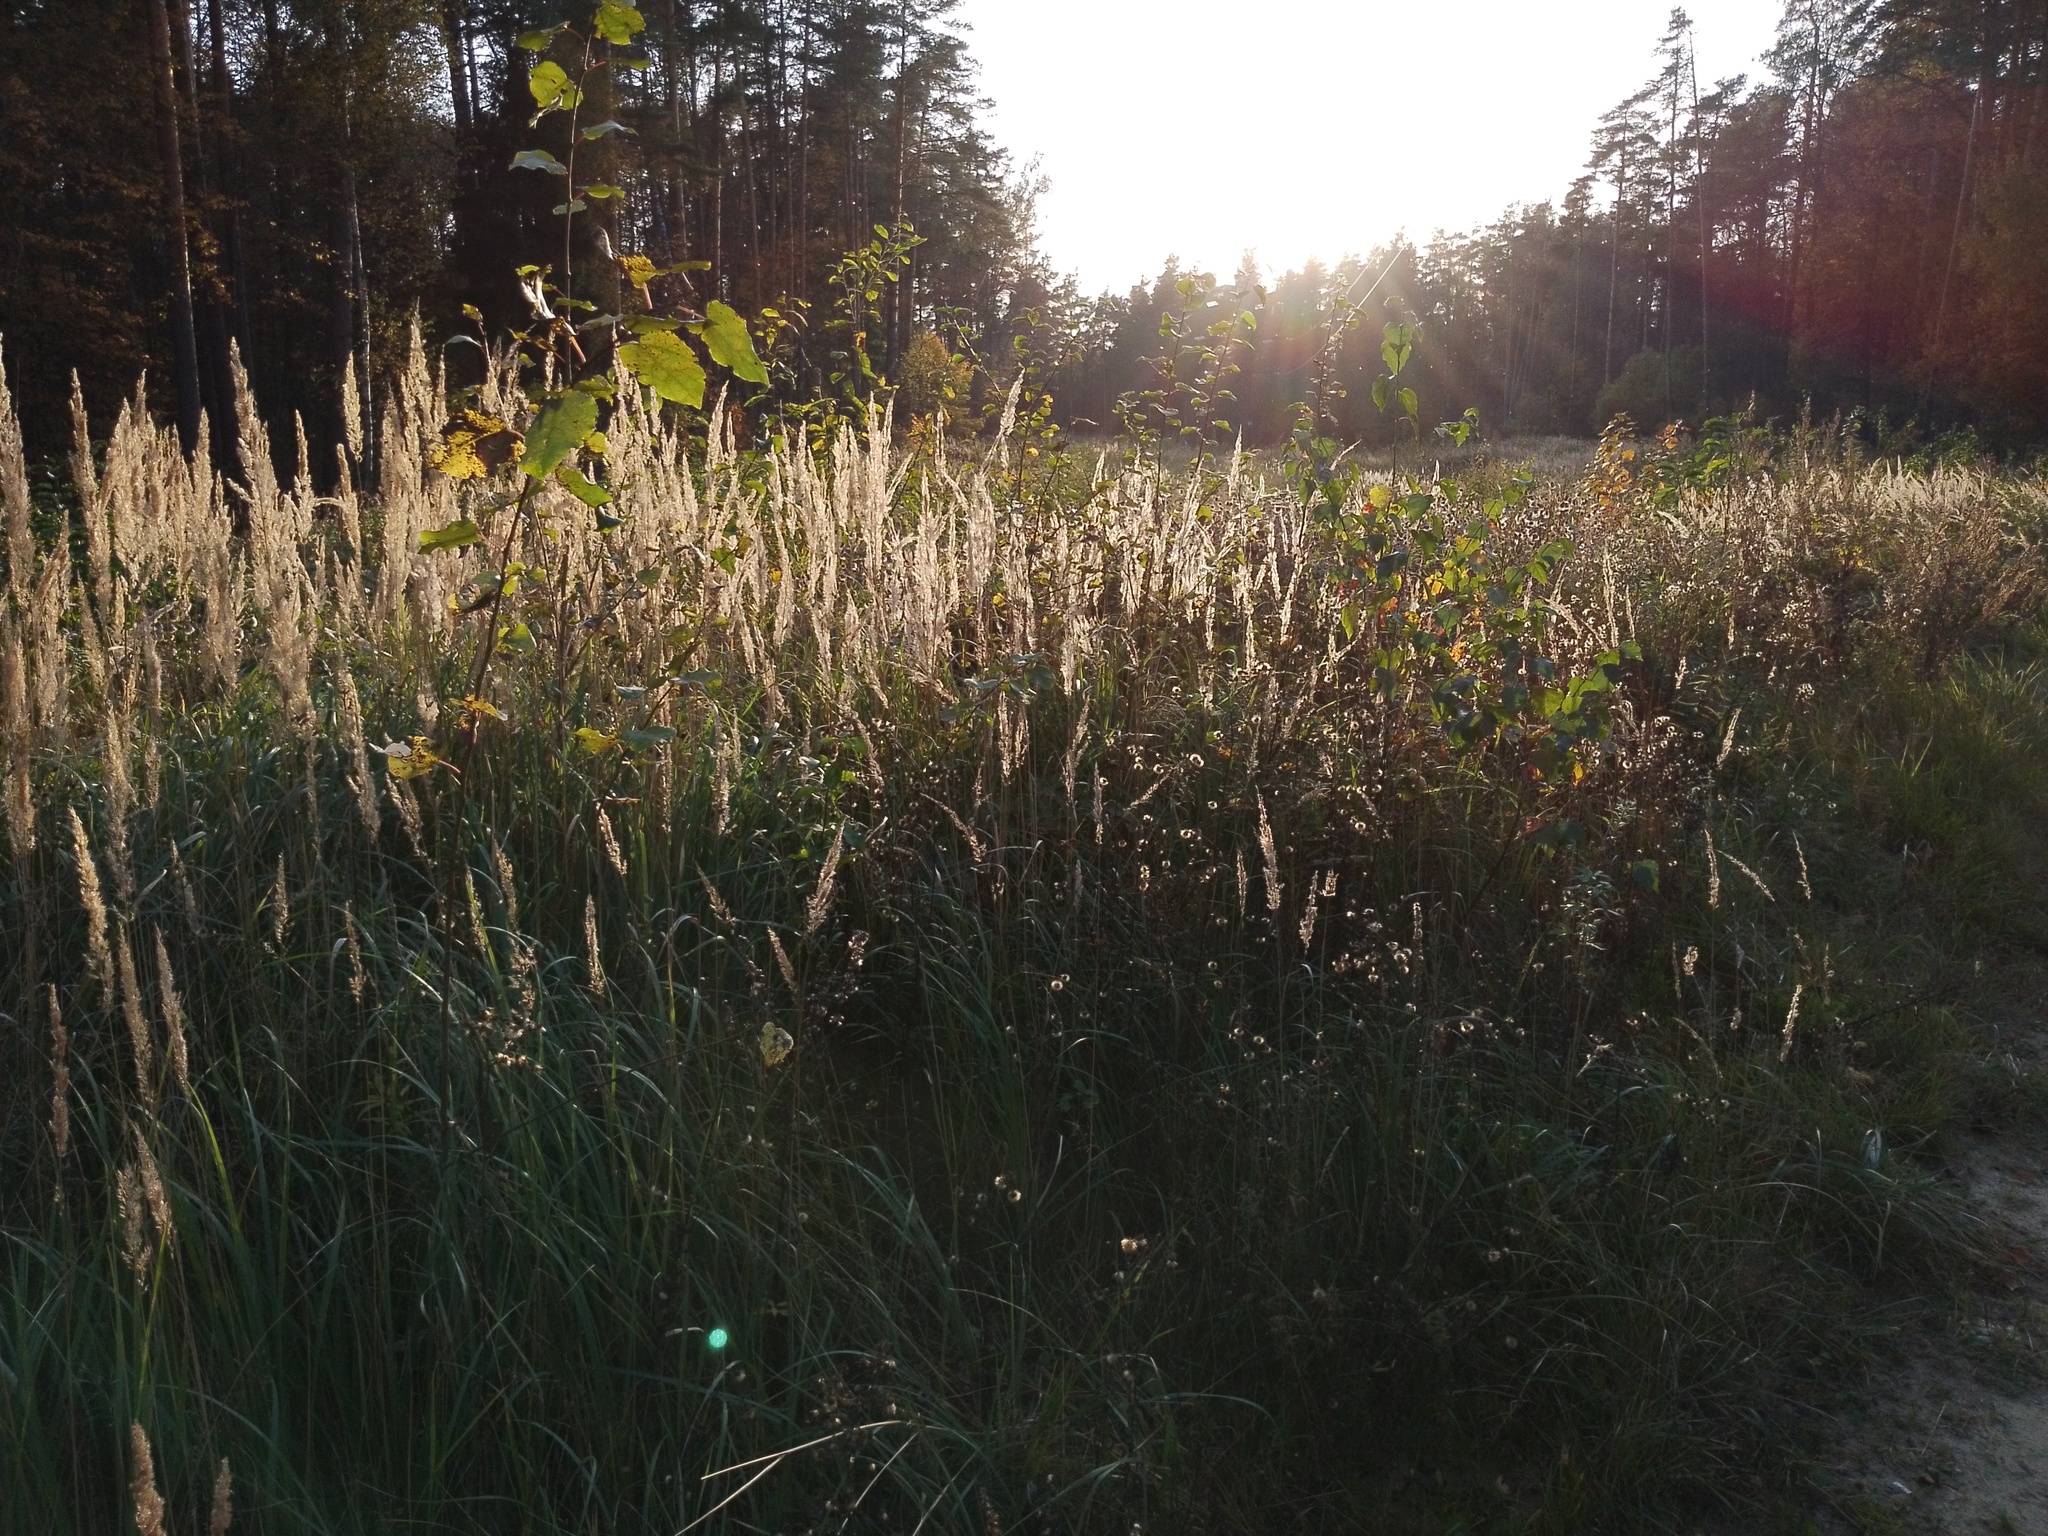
[
  {"xmin": 430, "ymin": 409, "xmax": 521, "ymax": 480},
  {"xmin": 379, "ymin": 736, "xmax": 451, "ymax": 780},
  {"xmin": 759, "ymin": 1022, "xmax": 794, "ymax": 1067}
]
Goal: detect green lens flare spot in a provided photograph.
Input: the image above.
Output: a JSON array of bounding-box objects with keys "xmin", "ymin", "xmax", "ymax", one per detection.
[{"xmin": 706, "ymin": 1327, "xmax": 730, "ymax": 1351}]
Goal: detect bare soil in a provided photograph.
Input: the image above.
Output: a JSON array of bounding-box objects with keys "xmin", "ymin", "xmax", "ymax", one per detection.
[{"xmin": 1812, "ymin": 1010, "xmax": 2048, "ymax": 1536}]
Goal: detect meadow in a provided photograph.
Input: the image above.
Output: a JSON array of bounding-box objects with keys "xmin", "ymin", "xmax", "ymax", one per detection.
[{"xmin": 4, "ymin": 342, "xmax": 2048, "ymax": 1534}]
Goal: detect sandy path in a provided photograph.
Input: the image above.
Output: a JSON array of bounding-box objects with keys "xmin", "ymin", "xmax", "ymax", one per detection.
[{"xmin": 1814, "ymin": 1023, "xmax": 2048, "ymax": 1536}]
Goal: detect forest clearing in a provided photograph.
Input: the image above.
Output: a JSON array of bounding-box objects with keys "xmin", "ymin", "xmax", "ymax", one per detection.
[{"xmin": 7, "ymin": 0, "xmax": 2048, "ymax": 1531}]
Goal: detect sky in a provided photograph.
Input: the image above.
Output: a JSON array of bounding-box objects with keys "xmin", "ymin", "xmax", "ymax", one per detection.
[{"xmin": 953, "ymin": 0, "xmax": 1789, "ymax": 296}]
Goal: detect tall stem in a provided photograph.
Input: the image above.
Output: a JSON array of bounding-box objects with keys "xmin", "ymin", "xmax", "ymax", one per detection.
[{"xmin": 144, "ymin": 0, "xmax": 204, "ymax": 454}]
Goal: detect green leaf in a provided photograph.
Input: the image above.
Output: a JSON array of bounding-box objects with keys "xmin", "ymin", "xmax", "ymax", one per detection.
[
  {"xmin": 1397, "ymin": 387, "xmax": 1418, "ymax": 420},
  {"xmin": 1371, "ymin": 377, "xmax": 1389, "ymax": 412},
  {"xmin": 557, "ymin": 464, "xmax": 613, "ymax": 508},
  {"xmin": 511, "ymin": 149, "xmax": 568, "ymax": 175},
  {"xmin": 610, "ymin": 50, "xmax": 652, "ymax": 68},
  {"xmin": 497, "ymin": 621, "xmax": 536, "ymax": 655},
  {"xmin": 1380, "ymin": 322, "xmax": 1415, "ymax": 377},
  {"xmin": 550, "ymin": 200, "xmax": 589, "ymax": 215},
  {"xmin": 617, "ymin": 329, "xmax": 706, "ymax": 407},
  {"xmin": 592, "ymin": 0, "xmax": 645, "ymax": 42},
  {"xmin": 1629, "ymin": 859, "xmax": 1661, "ymax": 892},
  {"xmin": 516, "ymin": 26, "xmax": 563, "ymax": 49},
  {"xmin": 623, "ymin": 314, "xmax": 682, "ymax": 334},
  {"xmin": 520, "ymin": 391, "xmax": 601, "ymax": 478},
  {"xmin": 419, "ymin": 519, "xmax": 483, "ymax": 552},
  {"xmin": 698, "ymin": 301, "xmax": 769, "ymax": 384},
  {"xmin": 580, "ymin": 119, "xmax": 634, "ymax": 139},
  {"xmin": 528, "ymin": 60, "xmax": 581, "ymax": 111},
  {"xmin": 620, "ymin": 726, "xmax": 678, "ymax": 750},
  {"xmin": 580, "ymin": 183, "xmax": 624, "ymax": 200}
]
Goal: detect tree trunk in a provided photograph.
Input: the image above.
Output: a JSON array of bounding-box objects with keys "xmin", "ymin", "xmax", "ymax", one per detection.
[
  {"xmin": 145, "ymin": 0, "xmax": 203, "ymax": 453},
  {"xmin": 442, "ymin": 2, "xmax": 473, "ymax": 132}
]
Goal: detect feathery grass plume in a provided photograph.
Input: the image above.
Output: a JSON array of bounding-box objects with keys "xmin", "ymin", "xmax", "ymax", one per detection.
[
  {"xmin": 768, "ymin": 928, "xmax": 799, "ymax": 994},
  {"xmin": 1061, "ymin": 706, "xmax": 1087, "ymax": 821},
  {"xmin": 491, "ymin": 841, "xmax": 521, "ymax": 931},
  {"xmin": 804, "ymin": 821, "xmax": 846, "ymax": 938},
  {"xmin": 343, "ymin": 903, "xmax": 367, "ymax": 1001},
  {"xmin": 133, "ymin": 1122, "xmax": 172, "ymax": 1242},
  {"xmin": 1793, "ymin": 833, "xmax": 1812, "ymax": 901},
  {"xmin": 210, "ymin": 1458, "xmax": 233, "ymax": 1534},
  {"xmin": 1723, "ymin": 851, "xmax": 1775, "ymax": 902},
  {"xmin": 386, "ymin": 775, "xmax": 425, "ymax": 856},
  {"xmin": 334, "ymin": 663, "xmax": 382, "ymax": 839},
  {"xmin": 116, "ymin": 927, "xmax": 156, "ymax": 1113},
  {"xmin": 596, "ymin": 803, "xmax": 627, "ymax": 877},
  {"xmin": 1715, "ymin": 707, "xmax": 1742, "ymax": 771},
  {"xmin": 1236, "ymin": 849, "xmax": 1248, "ymax": 917},
  {"xmin": 1256, "ymin": 793, "xmax": 1283, "ymax": 913},
  {"xmin": 0, "ymin": 342, "xmax": 32, "ymax": 609},
  {"xmin": 169, "ymin": 839, "xmax": 199, "ymax": 929},
  {"xmin": 103, "ymin": 696, "xmax": 136, "ymax": 904},
  {"xmin": 700, "ymin": 869, "xmax": 737, "ymax": 927},
  {"xmin": 268, "ymin": 855, "xmax": 290, "ymax": 951},
  {"xmin": 1297, "ymin": 881, "xmax": 1319, "ymax": 950},
  {"xmin": 583, "ymin": 895, "xmax": 605, "ymax": 996},
  {"xmin": 155, "ymin": 930, "xmax": 191, "ymax": 1096},
  {"xmin": 1778, "ymin": 984, "xmax": 1805, "ymax": 1062},
  {"xmin": 2, "ymin": 617, "xmax": 31, "ymax": 858},
  {"xmin": 130, "ymin": 1425, "xmax": 168, "ymax": 1536},
  {"xmin": 463, "ymin": 872, "xmax": 491, "ymax": 959},
  {"xmin": 116, "ymin": 1164, "xmax": 149, "ymax": 1279},
  {"xmin": 28, "ymin": 556, "xmax": 68, "ymax": 736},
  {"xmin": 70, "ymin": 808, "xmax": 114, "ymax": 997},
  {"xmin": 47, "ymin": 986, "xmax": 69, "ymax": 1167},
  {"xmin": 1092, "ymin": 768, "xmax": 1105, "ymax": 845},
  {"xmin": 711, "ymin": 720, "xmax": 733, "ymax": 837},
  {"xmin": 1704, "ymin": 826, "xmax": 1722, "ymax": 910}
]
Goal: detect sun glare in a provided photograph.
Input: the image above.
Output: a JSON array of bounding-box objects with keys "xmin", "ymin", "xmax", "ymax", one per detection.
[{"xmin": 960, "ymin": 0, "xmax": 1786, "ymax": 292}]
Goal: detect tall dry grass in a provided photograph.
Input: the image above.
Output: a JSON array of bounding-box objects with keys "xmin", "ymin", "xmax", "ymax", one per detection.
[{"xmin": 3, "ymin": 338, "xmax": 2046, "ymax": 1533}]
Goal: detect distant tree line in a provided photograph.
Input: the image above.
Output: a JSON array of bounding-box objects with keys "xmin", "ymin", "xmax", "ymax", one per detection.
[
  {"xmin": 5, "ymin": 0, "xmax": 2046, "ymax": 461},
  {"xmin": 0, "ymin": 0, "xmax": 1056, "ymax": 458},
  {"xmin": 1065, "ymin": 1, "xmax": 2048, "ymax": 451}
]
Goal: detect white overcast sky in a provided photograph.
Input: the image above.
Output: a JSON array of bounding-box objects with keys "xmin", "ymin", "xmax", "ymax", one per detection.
[{"xmin": 952, "ymin": 0, "xmax": 1788, "ymax": 295}]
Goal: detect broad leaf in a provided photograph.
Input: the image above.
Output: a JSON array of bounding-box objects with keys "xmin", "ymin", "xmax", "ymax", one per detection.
[
  {"xmin": 556, "ymin": 464, "xmax": 613, "ymax": 508},
  {"xmin": 592, "ymin": 1, "xmax": 645, "ymax": 43},
  {"xmin": 528, "ymin": 60, "xmax": 581, "ymax": 111},
  {"xmin": 419, "ymin": 519, "xmax": 483, "ymax": 552},
  {"xmin": 580, "ymin": 119, "xmax": 634, "ymax": 139},
  {"xmin": 617, "ymin": 329, "xmax": 706, "ymax": 407},
  {"xmin": 574, "ymin": 726, "xmax": 622, "ymax": 754},
  {"xmin": 429, "ymin": 410, "xmax": 521, "ymax": 479},
  {"xmin": 510, "ymin": 148, "xmax": 568, "ymax": 175},
  {"xmin": 515, "ymin": 26, "xmax": 562, "ymax": 49},
  {"xmin": 759, "ymin": 1022, "xmax": 794, "ymax": 1067},
  {"xmin": 699, "ymin": 301, "xmax": 768, "ymax": 384},
  {"xmin": 619, "ymin": 255, "xmax": 659, "ymax": 292},
  {"xmin": 379, "ymin": 736, "xmax": 447, "ymax": 780},
  {"xmin": 520, "ymin": 391, "xmax": 600, "ymax": 478}
]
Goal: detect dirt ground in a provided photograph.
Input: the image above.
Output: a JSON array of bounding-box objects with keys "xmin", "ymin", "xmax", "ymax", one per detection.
[{"xmin": 1811, "ymin": 1013, "xmax": 2048, "ymax": 1536}]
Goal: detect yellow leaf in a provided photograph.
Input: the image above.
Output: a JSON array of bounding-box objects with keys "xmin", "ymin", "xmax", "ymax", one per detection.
[
  {"xmin": 454, "ymin": 696, "xmax": 504, "ymax": 721},
  {"xmin": 759, "ymin": 1022, "xmax": 794, "ymax": 1068},
  {"xmin": 431, "ymin": 409, "xmax": 522, "ymax": 480},
  {"xmin": 380, "ymin": 735, "xmax": 448, "ymax": 780},
  {"xmin": 574, "ymin": 726, "xmax": 622, "ymax": 754},
  {"xmin": 619, "ymin": 253, "xmax": 658, "ymax": 292}
]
